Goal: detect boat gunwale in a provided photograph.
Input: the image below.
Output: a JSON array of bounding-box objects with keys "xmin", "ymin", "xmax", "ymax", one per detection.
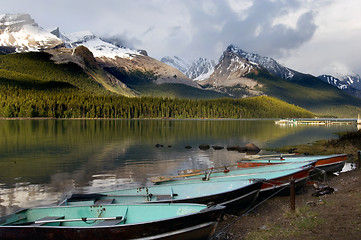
[{"xmin": 0, "ymin": 204, "xmax": 225, "ymax": 229}]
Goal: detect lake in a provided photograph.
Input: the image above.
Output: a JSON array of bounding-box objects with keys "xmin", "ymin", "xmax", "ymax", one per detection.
[{"xmin": 0, "ymin": 119, "xmax": 357, "ymax": 216}]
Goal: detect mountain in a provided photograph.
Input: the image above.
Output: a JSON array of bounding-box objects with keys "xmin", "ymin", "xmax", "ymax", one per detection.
[
  {"xmin": 199, "ymin": 44, "xmax": 361, "ymax": 116},
  {"xmin": 318, "ymin": 63, "xmax": 361, "ymax": 89},
  {"xmin": 1, "ymin": 14, "xmax": 361, "ymax": 117},
  {"xmin": 160, "ymin": 56, "xmax": 191, "ymax": 74},
  {"xmin": 0, "ymin": 14, "xmax": 63, "ymax": 52},
  {"xmin": 0, "ymin": 14, "xmax": 230, "ymax": 99},
  {"xmin": 318, "ymin": 74, "xmax": 361, "ymax": 99},
  {"xmin": 186, "ymin": 58, "xmax": 216, "ymax": 81},
  {"xmin": 316, "ymin": 63, "xmax": 361, "ymax": 98},
  {"xmin": 223, "ymin": 45, "xmax": 297, "ymax": 81},
  {"xmin": 161, "ymin": 56, "xmax": 216, "ymax": 81},
  {"xmin": 0, "ymin": 14, "xmax": 206, "ymax": 98}
]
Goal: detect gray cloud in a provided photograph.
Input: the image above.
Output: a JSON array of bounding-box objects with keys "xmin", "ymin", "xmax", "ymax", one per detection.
[
  {"xmin": 2, "ymin": 0, "xmax": 360, "ymax": 75},
  {"xmin": 179, "ymin": 0, "xmax": 317, "ymax": 61},
  {"xmin": 1, "ymin": 0, "xmax": 318, "ymax": 60}
]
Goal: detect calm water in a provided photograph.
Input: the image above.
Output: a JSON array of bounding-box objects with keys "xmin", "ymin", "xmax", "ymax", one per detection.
[{"xmin": 0, "ymin": 119, "xmax": 357, "ymax": 216}]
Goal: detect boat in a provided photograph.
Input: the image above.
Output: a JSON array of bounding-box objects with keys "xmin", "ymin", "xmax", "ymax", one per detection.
[
  {"xmin": 59, "ymin": 179, "xmax": 263, "ymax": 212},
  {"xmin": 275, "ymin": 119, "xmax": 297, "ymax": 125},
  {"xmin": 237, "ymin": 154, "xmax": 347, "ymax": 174},
  {"xmin": 152, "ymin": 162, "xmax": 316, "ymax": 198},
  {"xmin": 0, "ymin": 203, "xmax": 225, "ymax": 240}
]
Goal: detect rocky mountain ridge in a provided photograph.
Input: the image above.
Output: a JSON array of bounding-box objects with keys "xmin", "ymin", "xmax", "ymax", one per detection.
[
  {"xmin": 161, "ymin": 56, "xmax": 216, "ymax": 81},
  {"xmin": 1, "ymin": 13, "xmax": 361, "ymax": 104},
  {"xmin": 0, "ymin": 13, "xmax": 199, "ymax": 94},
  {"xmin": 0, "ymin": 14, "xmax": 63, "ymax": 52}
]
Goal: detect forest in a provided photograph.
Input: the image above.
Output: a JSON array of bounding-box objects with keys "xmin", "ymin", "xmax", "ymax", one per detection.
[
  {"xmin": 0, "ymin": 85, "xmax": 314, "ymax": 119},
  {"xmin": 0, "ymin": 51, "xmax": 314, "ymax": 119}
]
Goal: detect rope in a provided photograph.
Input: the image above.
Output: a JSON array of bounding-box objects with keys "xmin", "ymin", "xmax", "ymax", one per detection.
[
  {"xmin": 210, "ymin": 184, "xmax": 289, "ymax": 240},
  {"xmin": 309, "ymin": 167, "xmax": 328, "ymax": 183}
]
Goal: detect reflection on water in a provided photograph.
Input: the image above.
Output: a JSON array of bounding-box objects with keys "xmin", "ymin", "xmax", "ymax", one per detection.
[{"xmin": 0, "ymin": 119, "xmax": 357, "ymax": 216}]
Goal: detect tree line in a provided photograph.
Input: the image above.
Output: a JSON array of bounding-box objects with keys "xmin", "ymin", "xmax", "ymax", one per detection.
[{"xmin": 0, "ymin": 85, "xmax": 314, "ymax": 119}]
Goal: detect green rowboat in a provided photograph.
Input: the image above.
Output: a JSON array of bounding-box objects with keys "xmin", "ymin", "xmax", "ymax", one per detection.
[
  {"xmin": 0, "ymin": 203, "xmax": 224, "ymax": 240},
  {"xmin": 60, "ymin": 179, "xmax": 263, "ymax": 211},
  {"xmin": 153, "ymin": 162, "xmax": 316, "ymax": 197},
  {"xmin": 237, "ymin": 154, "xmax": 347, "ymax": 173}
]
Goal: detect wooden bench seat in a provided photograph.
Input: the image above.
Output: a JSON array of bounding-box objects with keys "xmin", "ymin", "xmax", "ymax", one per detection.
[
  {"xmin": 94, "ymin": 198, "xmax": 115, "ymax": 205},
  {"xmin": 156, "ymin": 195, "xmax": 173, "ymax": 201}
]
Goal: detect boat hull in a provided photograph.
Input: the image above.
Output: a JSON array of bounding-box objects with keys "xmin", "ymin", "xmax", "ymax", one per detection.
[
  {"xmin": 259, "ymin": 165, "xmax": 311, "ymax": 198},
  {"xmin": 156, "ymin": 162, "xmax": 315, "ymax": 200},
  {"xmin": 0, "ymin": 204, "xmax": 224, "ymax": 240},
  {"xmin": 62, "ymin": 180, "xmax": 263, "ymax": 213},
  {"xmin": 237, "ymin": 154, "xmax": 347, "ymax": 174}
]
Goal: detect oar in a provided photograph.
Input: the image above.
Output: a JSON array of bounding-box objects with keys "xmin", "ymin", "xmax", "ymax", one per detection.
[
  {"xmin": 177, "ymin": 154, "xmax": 297, "ymax": 175},
  {"xmin": 68, "ymin": 193, "xmax": 178, "ymax": 201},
  {"xmin": 178, "ymin": 165, "xmax": 237, "ymax": 175},
  {"xmin": 14, "ymin": 216, "xmax": 124, "ymax": 225},
  {"xmin": 150, "ymin": 172, "xmax": 207, "ymax": 183},
  {"xmin": 242, "ymin": 153, "xmax": 296, "ymax": 159},
  {"xmin": 34, "ymin": 216, "xmax": 123, "ymax": 224}
]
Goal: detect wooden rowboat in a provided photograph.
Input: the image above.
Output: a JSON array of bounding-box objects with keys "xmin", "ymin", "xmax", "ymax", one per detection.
[
  {"xmin": 237, "ymin": 154, "xmax": 347, "ymax": 173},
  {"xmin": 0, "ymin": 203, "xmax": 225, "ymax": 240},
  {"xmin": 60, "ymin": 179, "xmax": 263, "ymax": 212},
  {"xmin": 153, "ymin": 162, "xmax": 316, "ymax": 198}
]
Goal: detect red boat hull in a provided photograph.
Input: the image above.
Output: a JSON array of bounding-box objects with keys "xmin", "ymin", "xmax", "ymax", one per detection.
[{"xmin": 238, "ymin": 154, "xmax": 347, "ymax": 174}]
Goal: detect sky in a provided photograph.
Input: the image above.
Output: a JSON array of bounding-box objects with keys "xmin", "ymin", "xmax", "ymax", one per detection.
[{"xmin": 2, "ymin": 0, "xmax": 361, "ymax": 76}]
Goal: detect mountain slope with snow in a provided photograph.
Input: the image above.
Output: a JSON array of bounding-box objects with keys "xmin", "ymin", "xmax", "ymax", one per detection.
[
  {"xmin": 57, "ymin": 31, "xmax": 199, "ymax": 88},
  {"xmin": 225, "ymin": 45, "xmax": 296, "ymax": 80},
  {"xmin": 161, "ymin": 56, "xmax": 215, "ymax": 81},
  {"xmin": 160, "ymin": 56, "xmax": 191, "ymax": 74},
  {"xmin": 0, "ymin": 13, "xmax": 200, "ymax": 91},
  {"xmin": 316, "ymin": 63, "xmax": 361, "ymax": 98},
  {"xmin": 0, "ymin": 14, "xmax": 63, "ymax": 51},
  {"xmin": 186, "ymin": 58, "xmax": 216, "ymax": 81}
]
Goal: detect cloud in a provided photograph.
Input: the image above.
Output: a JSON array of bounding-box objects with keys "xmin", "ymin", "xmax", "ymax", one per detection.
[
  {"xmin": 1, "ymin": 0, "xmax": 318, "ymax": 60},
  {"xmin": 178, "ymin": 0, "xmax": 318, "ymax": 61},
  {"xmin": 2, "ymin": 0, "xmax": 361, "ymax": 75}
]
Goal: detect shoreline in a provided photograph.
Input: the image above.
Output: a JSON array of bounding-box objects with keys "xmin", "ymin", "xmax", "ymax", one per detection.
[
  {"xmin": 214, "ymin": 167, "xmax": 361, "ymax": 240},
  {"xmin": 214, "ymin": 132, "xmax": 361, "ymax": 239}
]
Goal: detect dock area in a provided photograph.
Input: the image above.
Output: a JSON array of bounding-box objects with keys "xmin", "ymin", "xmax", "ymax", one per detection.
[{"xmin": 275, "ymin": 119, "xmax": 354, "ymax": 125}]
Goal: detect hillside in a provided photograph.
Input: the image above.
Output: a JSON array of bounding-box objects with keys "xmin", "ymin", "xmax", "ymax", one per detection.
[
  {"xmin": 247, "ymin": 70, "xmax": 361, "ymax": 117},
  {"xmin": 0, "ymin": 51, "xmax": 111, "ymax": 95},
  {"xmin": 197, "ymin": 45, "xmax": 361, "ymax": 118},
  {"xmin": 0, "ymin": 51, "xmax": 313, "ymax": 119}
]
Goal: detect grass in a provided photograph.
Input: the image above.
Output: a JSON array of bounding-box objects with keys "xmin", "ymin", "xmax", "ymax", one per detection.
[{"xmin": 245, "ymin": 206, "xmax": 324, "ymax": 240}]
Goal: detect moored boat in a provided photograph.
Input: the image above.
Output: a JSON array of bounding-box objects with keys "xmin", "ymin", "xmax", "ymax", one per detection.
[
  {"xmin": 0, "ymin": 203, "xmax": 225, "ymax": 240},
  {"xmin": 237, "ymin": 154, "xmax": 347, "ymax": 173},
  {"xmin": 60, "ymin": 179, "xmax": 263, "ymax": 211},
  {"xmin": 152, "ymin": 162, "xmax": 316, "ymax": 198}
]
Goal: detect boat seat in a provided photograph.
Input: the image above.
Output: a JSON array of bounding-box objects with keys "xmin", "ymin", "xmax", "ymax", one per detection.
[
  {"xmin": 31, "ymin": 216, "xmax": 65, "ymax": 226},
  {"xmin": 94, "ymin": 198, "xmax": 115, "ymax": 205},
  {"xmin": 156, "ymin": 195, "xmax": 173, "ymax": 201},
  {"xmin": 93, "ymin": 217, "xmax": 125, "ymax": 226}
]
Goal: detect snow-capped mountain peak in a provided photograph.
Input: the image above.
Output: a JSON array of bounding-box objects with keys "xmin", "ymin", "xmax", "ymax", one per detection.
[
  {"xmin": 318, "ymin": 64, "xmax": 361, "ymax": 91},
  {"xmin": 59, "ymin": 30, "xmax": 141, "ymax": 60},
  {"xmin": 160, "ymin": 56, "xmax": 191, "ymax": 74},
  {"xmin": 186, "ymin": 57, "xmax": 216, "ymax": 81},
  {"xmin": 0, "ymin": 13, "xmax": 63, "ymax": 51},
  {"xmin": 225, "ymin": 44, "xmax": 295, "ymax": 80},
  {"xmin": 0, "ymin": 13, "xmax": 143, "ymax": 60},
  {"xmin": 161, "ymin": 56, "xmax": 216, "ymax": 81},
  {"xmin": 0, "ymin": 13, "xmax": 37, "ymax": 30}
]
